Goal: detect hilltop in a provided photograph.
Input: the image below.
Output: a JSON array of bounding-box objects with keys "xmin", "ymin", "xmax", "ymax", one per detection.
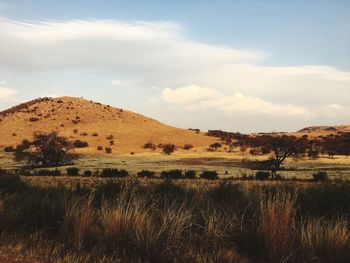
[
  {"xmin": 297, "ymin": 125, "xmax": 350, "ymax": 135},
  {"xmin": 0, "ymin": 97, "xmax": 216, "ymax": 154}
]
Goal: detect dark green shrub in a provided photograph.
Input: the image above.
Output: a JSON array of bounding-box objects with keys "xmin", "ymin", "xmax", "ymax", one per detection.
[
  {"xmin": 83, "ymin": 170, "xmax": 93, "ymax": 177},
  {"xmin": 66, "ymin": 167, "xmax": 80, "ymax": 176},
  {"xmin": 100, "ymin": 168, "xmax": 129, "ymax": 178},
  {"xmin": 184, "ymin": 170, "xmax": 196, "ymax": 179},
  {"xmin": 183, "ymin": 144, "xmax": 193, "ymax": 150},
  {"xmin": 162, "ymin": 144, "xmax": 176, "ymax": 155},
  {"xmin": 160, "ymin": 169, "xmax": 182, "ymax": 179},
  {"xmin": 4, "ymin": 146, "xmax": 15, "ymax": 152},
  {"xmin": 201, "ymin": 170, "xmax": 218, "ymax": 180},
  {"xmin": 255, "ymin": 171, "xmax": 270, "ymax": 180},
  {"xmin": 105, "ymin": 147, "xmax": 112, "ymax": 154},
  {"xmin": 137, "ymin": 170, "xmax": 155, "ymax": 178},
  {"xmin": 312, "ymin": 171, "xmax": 328, "ymax": 182},
  {"xmin": 35, "ymin": 169, "xmax": 61, "ymax": 176}
]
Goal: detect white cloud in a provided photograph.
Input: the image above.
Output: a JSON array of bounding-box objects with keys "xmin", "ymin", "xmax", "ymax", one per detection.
[
  {"xmin": 162, "ymin": 85, "xmax": 311, "ymax": 117},
  {"xmin": 111, "ymin": 79, "xmax": 123, "ymax": 86},
  {"xmin": 0, "ymin": 18, "xmax": 349, "ymax": 130},
  {"xmin": 0, "ymin": 86, "xmax": 17, "ymax": 100}
]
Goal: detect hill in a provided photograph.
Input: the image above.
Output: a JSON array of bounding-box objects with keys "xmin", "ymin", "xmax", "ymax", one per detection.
[
  {"xmin": 297, "ymin": 125, "xmax": 350, "ymax": 136},
  {"xmin": 0, "ymin": 97, "xmax": 216, "ymax": 154}
]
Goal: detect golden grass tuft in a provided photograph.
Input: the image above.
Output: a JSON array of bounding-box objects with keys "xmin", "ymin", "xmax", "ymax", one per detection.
[{"xmin": 259, "ymin": 190, "xmax": 297, "ymax": 263}]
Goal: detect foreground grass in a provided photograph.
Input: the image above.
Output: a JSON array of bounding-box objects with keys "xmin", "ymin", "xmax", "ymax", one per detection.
[{"xmin": 1, "ymin": 175, "xmax": 350, "ymax": 262}]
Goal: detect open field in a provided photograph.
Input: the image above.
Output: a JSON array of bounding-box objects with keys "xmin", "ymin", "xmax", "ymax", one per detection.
[{"xmin": 2, "ymin": 149, "xmax": 350, "ymax": 181}]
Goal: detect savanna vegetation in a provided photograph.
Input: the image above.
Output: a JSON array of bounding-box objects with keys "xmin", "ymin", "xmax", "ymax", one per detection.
[{"xmin": 1, "ymin": 176, "xmax": 350, "ymax": 262}]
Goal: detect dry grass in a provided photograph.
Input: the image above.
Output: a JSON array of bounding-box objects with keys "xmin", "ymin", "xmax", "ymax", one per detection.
[
  {"xmin": 300, "ymin": 217, "xmax": 350, "ymax": 262},
  {"xmin": 259, "ymin": 190, "xmax": 297, "ymax": 263}
]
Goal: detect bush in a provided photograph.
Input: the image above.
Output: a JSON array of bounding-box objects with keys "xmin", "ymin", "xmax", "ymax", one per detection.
[
  {"xmin": 97, "ymin": 146, "xmax": 103, "ymax": 151},
  {"xmin": 137, "ymin": 170, "xmax": 155, "ymax": 178},
  {"xmin": 183, "ymin": 144, "xmax": 194, "ymax": 150},
  {"xmin": 105, "ymin": 147, "xmax": 112, "ymax": 154},
  {"xmin": 92, "ymin": 132, "xmax": 98, "ymax": 137},
  {"xmin": 162, "ymin": 144, "xmax": 176, "ymax": 155},
  {"xmin": 201, "ymin": 170, "xmax": 219, "ymax": 180},
  {"xmin": 4, "ymin": 146, "xmax": 15, "ymax": 152},
  {"xmin": 312, "ymin": 171, "xmax": 328, "ymax": 182},
  {"xmin": 35, "ymin": 169, "xmax": 61, "ymax": 176},
  {"xmin": 73, "ymin": 140, "xmax": 89, "ymax": 148},
  {"xmin": 184, "ymin": 170, "xmax": 196, "ymax": 179},
  {"xmin": 67, "ymin": 167, "xmax": 80, "ymax": 176},
  {"xmin": 83, "ymin": 170, "xmax": 93, "ymax": 177},
  {"xmin": 100, "ymin": 168, "xmax": 129, "ymax": 178},
  {"xmin": 29, "ymin": 117, "xmax": 39, "ymax": 122},
  {"xmin": 143, "ymin": 142, "xmax": 156, "ymax": 150},
  {"xmin": 161, "ymin": 169, "xmax": 182, "ymax": 179},
  {"xmin": 255, "ymin": 171, "xmax": 270, "ymax": 180}
]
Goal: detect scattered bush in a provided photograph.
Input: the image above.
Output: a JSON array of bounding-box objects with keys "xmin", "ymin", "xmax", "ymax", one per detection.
[
  {"xmin": 92, "ymin": 132, "xmax": 99, "ymax": 137},
  {"xmin": 255, "ymin": 171, "xmax": 271, "ymax": 180},
  {"xmin": 4, "ymin": 146, "xmax": 15, "ymax": 152},
  {"xmin": 183, "ymin": 144, "xmax": 194, "ymax": 150},
  {"xmin": 143, "ymin": 142, "xmax": 156, "ymax": 150},
  {"xmin": 105, "ymin": 147, "xmax": 112, "ymax": 154},
  {"xmin": 29, "ymin": 117, "xmax": 40, "ymax": 122},
  {"xmin": 184, "ymin": 170, "xmax": 196, "ymax": 179},
  {"xmin": 201, "ymin": 170, "xmax": 219, "ymax": 180},
  {"xmin": 160, "ymin": 169, "xmax": 182, "ymax": 179},
  {"xmin": 73, "ymin": 140, "xmax": 89, "ymax": 148},
  {"xmin": 83, "ymin": 170, "xmax": 93, "ymax": 177},
  {"xmin": 106, "ymin": 135, "xmax": 114, "ymax": 140},
  {"xmin": 66, "ymin": 167, "xmax": 80, "ymax": 176},
  {"xmin": 35, "ymin": 169, "xmax": 61, "ymax": 176},
  {"xmin": 162, "ymin": 144, "xmax": 176, "ymax": 155},
  {"xmin": 137, "ymin": 170, "xmax": 155, "ymax": 178},
  {"xmin": 97, "ymin": 146, "xmax": 103, "ymax": 151},
  {"xmin": 100, "ymin": 168, "xmax": 129, "ymax": 178},
  {"xmin": 312, "ymin": 171, "xmax": 328, "ymax": 182}
]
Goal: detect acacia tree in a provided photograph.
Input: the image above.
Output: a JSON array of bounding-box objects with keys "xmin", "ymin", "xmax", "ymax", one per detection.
[
  {"xmin": 250, "ymin": 135, "xmax": 308, "ymax": 177},
  {"xmin": 14, "ymin": 132, "xmax": 77, "ymax": 167}
]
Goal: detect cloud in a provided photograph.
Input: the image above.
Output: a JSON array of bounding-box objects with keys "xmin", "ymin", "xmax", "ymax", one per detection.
[
  {"xmin": 162, "ymin": 85, "xmax": 311, "ymax": 117},
  {"xmin": 0, "ymin": 86, "xmax": 17, "ymax": 100},
  {"xmin": 111, "ymin": 79, "xmax": 123, "ymax": 86},
  {"xmin": 0, "ymin": 17, "xmax": 349, "ymax": 130}
]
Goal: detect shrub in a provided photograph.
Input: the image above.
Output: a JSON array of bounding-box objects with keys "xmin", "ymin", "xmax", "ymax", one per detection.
[
  {"xmin": 143, "ymin": 142, "xmax": 156, "ymax": 150},
  {"xmin": 35, "ymin": 169, "xmax": 61, "ymax": 176},
  {"xmin": 73, "ymin": 129, "xmax": 79, "ymax": 134},
  {"xmin": 184, "ymin": 170, "xmax": 196, "ymax": 179},
  {"xmin": 162, "ymin": 144, "xmax": 176, "ymax": 155},
  {"xmin": 4, "ymin": 146, "xmax": 15, "ymax": 152},
  {"xmin": 312, "ymin": 171, "xmax": 328, "ymax": 182},
  {"xmin": 137, "ymin": 170, "xmax": 155, "ymax": 178},
  {"xmin": 29, "ymin": 117, "xmax": 39, "ymax": 122},
  {"xmin": 183, "ymin": 144, "xmax": 194, "ymax": 150},
  {"xmin": 67, "ymin": 167, "xmax": 80, "ymax": 176},
  {"xmin": 255, "ymin": 171, "xmax": 271, "ymax": 180},
  {"xmin": 105, "ymin": 147, "xmax": 112, "ymax": 154},
  {"xmin": 109, "ymin": 140, "xmax": 114, "ymax": 146},
  {"xmin": 100, "ymin": 168, "xmax": 129, "ymax": 178},
  {"xmin": 161, "ymin": 169, "xmax": 183, "ymax": 179},
  {"xmin": 97, "ymin": 146, "xmax": 103, "ymax": 151},
  {"xmin": 83, "ymin": 170, "xmax": 93, "ymax": 177},
  {"xmin": 92, "ymin": 132, "xmax": 99, "ymax": 137},
  {"xmin": 106, "ymin": 135, "xmax": 114, "ymax": 140},
  {"xmin": 73, "ymin": 140, "xmax": 89, "ymax": 148},
  {"xmin": 201, "ymin": 170, "xmax": 219, "ymax": 180}
]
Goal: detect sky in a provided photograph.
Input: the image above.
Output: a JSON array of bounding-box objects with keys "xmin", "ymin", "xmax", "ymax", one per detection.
[{"xmin": 0, "ymin": 0, "xmax": 349, "ymax": 133}]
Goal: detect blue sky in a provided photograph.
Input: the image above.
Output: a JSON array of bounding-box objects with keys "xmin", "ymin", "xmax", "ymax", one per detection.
[{"xmin": 0, "ymin": 0, "xmax": 349, "ymax": 132}]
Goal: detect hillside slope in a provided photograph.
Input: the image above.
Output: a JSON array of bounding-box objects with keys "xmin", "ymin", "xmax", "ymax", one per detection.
[
  {"xmin": 297, "ymin": 125, "xmax": 350, "ymax": 136},
  {"xmin": 0, "ymin": 97, "xmax": 216, "ymax": 154}
]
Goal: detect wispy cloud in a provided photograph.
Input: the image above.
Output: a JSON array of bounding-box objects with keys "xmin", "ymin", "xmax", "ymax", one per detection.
[{"xmin": 0, "ymin": 86, "xmax": 17, "ymax": 100}]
